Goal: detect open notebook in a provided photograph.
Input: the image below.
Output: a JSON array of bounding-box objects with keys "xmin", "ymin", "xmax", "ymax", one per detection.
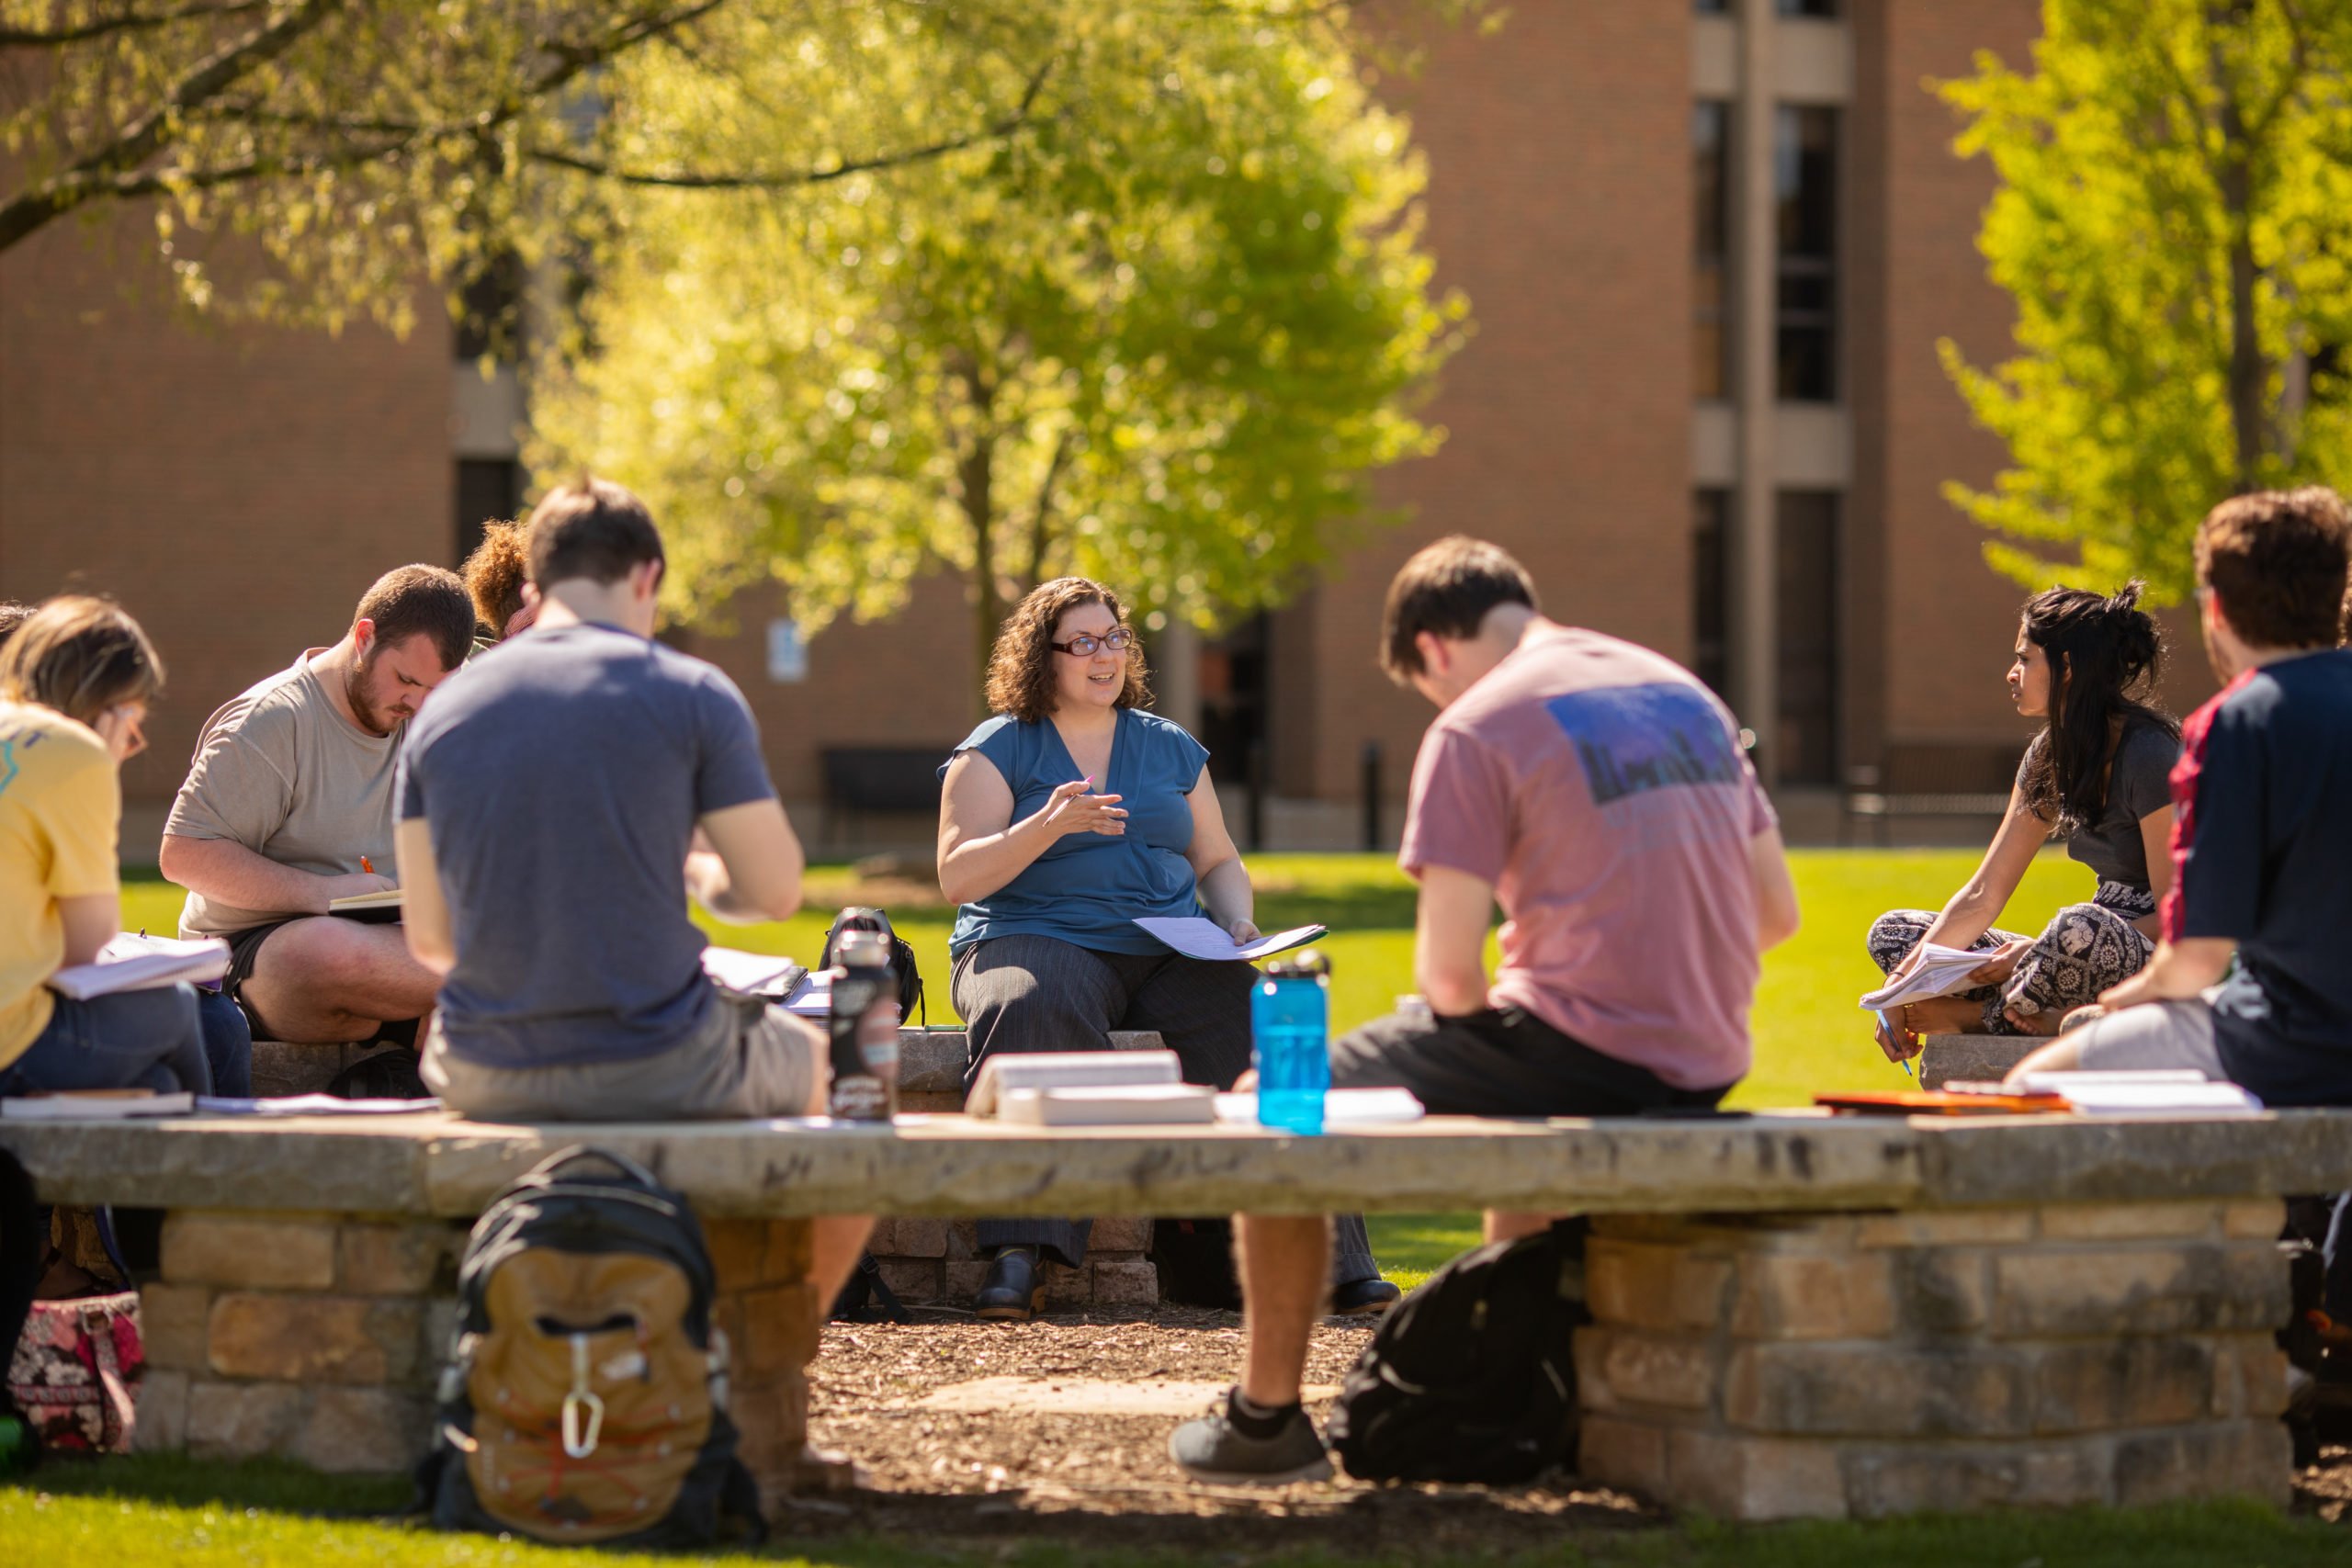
[{"xmin": 49, "ymin": 934, "xmax": 229, "ymax": 1001}]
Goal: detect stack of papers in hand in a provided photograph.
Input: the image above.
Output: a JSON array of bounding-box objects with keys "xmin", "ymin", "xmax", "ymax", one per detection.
[
  {"xmin": 967, "ymin": 1050, "xmax": 1182, "ymax": 1117},
  {"xmin": 1859, "ymin": 943, "xmax": 1991, "ymax": 1010},
  {"xmin": 2015, "ymin": 1070, "xmax": 2264, "ymax": 1115},
  {"xmin": 1131, "ymin": 918, "xmax": 1327, "ymax": 964},
  {"xmin": 1000, "ymin": 1083, "xmax": 1217, "ymax": 1126},
  {"xmin": 328, "ymin": 887, "xmax": 404, "ymax": 913},
  {"xmin": 49, "ymin": 934, "xmax": 230, "ymax": 1001},
  {"xmin": 2, "ymin": 1089, "xmax": 194, "ymax": 1120},
  {"xmin": 700, "ymin": 946, "xmax": 807, "ymax": 998}
]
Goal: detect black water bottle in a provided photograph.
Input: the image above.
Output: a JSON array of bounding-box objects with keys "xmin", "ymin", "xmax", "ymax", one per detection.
[{"xmin": 826, "ymin": 928, "xmax": 900, "ymax": 1122}]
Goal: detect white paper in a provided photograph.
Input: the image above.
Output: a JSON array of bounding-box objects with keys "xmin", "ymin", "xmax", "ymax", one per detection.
[
  {"xmin": 49, "ymin": 935, "xmax": 230, "ymax": 1000},
  {"xmin": 1213, "ymin": 1088, "xmax": 1427, "ymax": 1126},
  {"xmin": 193, "ymin": 1094, "xmax": 441, "ymax": 1116},
  {"xmin": 2, "ymin": 1091, "xmax": 194, "ymax": 1120},
  {"xmin": 700, "ymin": 946, "xmax": 805, "ymax": 998},
  {"xmin": 1858, "ymin": 942, "xmax": 1994, "ymax": 1010},
  {"xmin": 1132, "ymin": 918, "xmax": 1326, "ymax": 964},
  {"xmin": 781, "ymin": 970, "xmax": 832, "ymax": 1016},
  {"xmin": 1001, "ymin": 1083, "xmax": 1218, "ymax": 1126}
]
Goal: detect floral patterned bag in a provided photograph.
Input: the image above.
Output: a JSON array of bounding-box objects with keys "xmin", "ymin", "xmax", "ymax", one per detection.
[{"xmin": 6, "ymin": 1292, "xmax": 143, "ymax": 1452}]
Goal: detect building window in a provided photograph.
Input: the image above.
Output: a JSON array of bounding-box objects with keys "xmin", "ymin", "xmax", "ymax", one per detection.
[
  {"xmin": 454, "ymin": 459, "xmax": 522, "ymax": 567},
  {"xmin": 1692, "ymin": 102, "xmax": 1731, "ymax": 401},
  {"xmin": 1776, "ymin": 491, "xmax": 1839, "ymax": 784},
  {"xmin": 766, "ymin": 618, "xmax": 809, "ymax": 682},
  {"xmin": 1775, "ymin": 106, "xmax": 1837, "ymax": 400},
  {"xmin": 1693, "ymin": 0, "xmax": 1729, "ymax": 12},
  {"xmin": 1776, "ymin": 0, "xmax": 1838, "ymax": 15},
  {"xmin": 1692, "ymin": 491, "xmax": 1730, "ymax": 698}
]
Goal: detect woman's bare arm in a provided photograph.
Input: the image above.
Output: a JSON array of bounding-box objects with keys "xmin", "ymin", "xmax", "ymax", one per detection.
[
  {"xmin": 1911, "ymin": 784, "xmax": 2052, "ymax": 957},
  {"xmin": 1182, "ymin": 766, "xmax": 1258, "ymax": 942},
  {"xmin": 935, "ymin": 750, "xmax": 1128, "ymax": 906}
]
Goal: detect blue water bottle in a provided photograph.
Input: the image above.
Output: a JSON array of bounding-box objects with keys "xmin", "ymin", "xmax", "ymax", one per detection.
[{"xmin": 1253, "ymin": 950, "xmax": 1331, "ymax": 1135}]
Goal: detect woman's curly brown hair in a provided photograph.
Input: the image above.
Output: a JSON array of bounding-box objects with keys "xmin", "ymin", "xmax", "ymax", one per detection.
[
  {"xmin": 460, "ymin": 520, "xmax": 531, "ymax": 635},
  {"xmin": 985, "ymin": 577, "xmax": 1152, "ymax": 723}
]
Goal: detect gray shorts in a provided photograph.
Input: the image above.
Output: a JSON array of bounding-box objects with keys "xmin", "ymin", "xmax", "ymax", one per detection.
[
  {"xmin": 2068, "ymin": 998, "xmax": 2229, "ymax": 1079},
  {"xmin": 422, "ymin": 993, "xmax": 821, "ymax": 1122}
]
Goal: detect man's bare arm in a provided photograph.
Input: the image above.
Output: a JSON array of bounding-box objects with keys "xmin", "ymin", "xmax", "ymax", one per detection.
[
  {"xmin": 2098, "ymin": 936, "xmax": 2234, "ymax": 1010},
  {"xmin": 1414, "ymin": 864, "xmax": 1495, "ymax": 1017},
  {"xmin": 159, "ymin": 833, "xmax": 389, "ymax": 916},
  {"xmin": 691, "ymin": 798, "xmax": 806, "ymax": 924},
  {"xmin": 394, "ymin": 818, "xmax": 455, "ymax": 976}
]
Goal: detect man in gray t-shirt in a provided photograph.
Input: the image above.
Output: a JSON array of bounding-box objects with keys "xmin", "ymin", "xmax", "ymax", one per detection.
[
  {"xmin": 161, "ymin": 566, "xmax": 475, "ymax": 1046},
  {"xmin": 394, "ymin": 479, "xmax": 871, "ymax": 1308}
]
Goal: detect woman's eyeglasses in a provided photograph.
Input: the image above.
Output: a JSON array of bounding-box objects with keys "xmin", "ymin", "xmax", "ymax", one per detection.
[{"xmin": 1050, "ymin": 628, "xmax": 1137, "ymax": 658}]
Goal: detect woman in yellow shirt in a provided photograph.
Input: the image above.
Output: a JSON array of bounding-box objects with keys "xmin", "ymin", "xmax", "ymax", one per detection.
[{"xmin": 0, "ymin": 600, "xmax": 241, "ymax": 1097}]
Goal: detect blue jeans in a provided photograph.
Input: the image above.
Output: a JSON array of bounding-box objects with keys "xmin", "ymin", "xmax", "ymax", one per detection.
[{"xmin": 0, "ymin": 984, "xmax": 232, "ymax": 1097}]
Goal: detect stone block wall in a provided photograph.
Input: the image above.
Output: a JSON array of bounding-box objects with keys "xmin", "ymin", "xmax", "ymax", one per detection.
[
  {"xmin": 868, "ymin": 1217, "xmax": 1160, "ymax": 1309},
  {"xmin": 1576, "ymin": 1201, "xmax": 2293, "ymax": 1519},
  {"xmin": 130, "ymin": 1208, "xmax": 833, "ymax": 1503}
]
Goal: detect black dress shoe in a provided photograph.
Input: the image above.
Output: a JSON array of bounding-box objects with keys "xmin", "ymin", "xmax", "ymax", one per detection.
[
  {"xmin": 974, "ymin": 1246, "xmax": 1045, "ymax": 1321},
  {"xmin": 1331, "ymin": 1277, "xmax": 1402, "ymax": 1315}
]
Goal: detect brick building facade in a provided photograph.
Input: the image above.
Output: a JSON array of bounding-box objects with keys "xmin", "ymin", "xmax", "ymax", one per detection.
[{"xmin": 1, "ymin": 1, "xmax": 2220, "ymax": 858}]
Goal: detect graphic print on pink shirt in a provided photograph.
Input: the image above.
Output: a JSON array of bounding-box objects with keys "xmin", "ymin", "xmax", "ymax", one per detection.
[{"xmin": 1399, "ymin": 627, "xmax": 1775, "ymax": 1092}]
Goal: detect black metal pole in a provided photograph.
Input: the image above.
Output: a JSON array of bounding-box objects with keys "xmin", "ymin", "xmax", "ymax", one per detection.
[
  {"xmin": 1360, "ymin": 740, "xmax": 1382, "ymax": 852},
  {"xmin": 1245, "ymin": 739, "xmax": 1266, "ymax": 852}
]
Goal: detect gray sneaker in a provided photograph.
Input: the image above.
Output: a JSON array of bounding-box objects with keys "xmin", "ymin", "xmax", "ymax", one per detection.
[{"xmin": 1169, "ymin": 1391, "xmax": 1334, "ymax": 1485}]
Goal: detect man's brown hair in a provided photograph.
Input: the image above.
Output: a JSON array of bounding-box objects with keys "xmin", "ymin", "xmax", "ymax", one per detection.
[
  {"xmin": 526, "ymin": 477, "xmax": 664, "ymax": 590},
  {"xmin": 0, "ymin": 596, "xmax": 164, "ymax": 727},
  {"xmin": 985, "ymin": 577, "xmax": 1152, "ymax": 723},
  {"xmin": 2195, "ymin": 487, "xmax": 2352, "ymax": 650},
  {"xmin": 461, "ymin": 520, "xmax": 531, "ymax": 633},
  {"xmin": 1379, "ymin": 536, "xmax": 1541, "ymax": 682},
  {"xmin": 356, "ymin": 565, "xmax": 474, "ymax": 671}
]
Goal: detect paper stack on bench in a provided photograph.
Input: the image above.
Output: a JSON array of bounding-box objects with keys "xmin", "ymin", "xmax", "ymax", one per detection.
[{"xmin": 966, "ymin": 1050, "xmax": 1425, "ymax": 1127}]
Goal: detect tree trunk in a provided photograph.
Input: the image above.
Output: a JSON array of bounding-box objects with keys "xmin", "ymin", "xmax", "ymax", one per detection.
[
  {"xmin": 961, "ymin": 431, "xmax": 999, "ymax": 720},
  {"xmin": 2212, "ymin": 13, "xmax": 2272, "ymax": 491}
]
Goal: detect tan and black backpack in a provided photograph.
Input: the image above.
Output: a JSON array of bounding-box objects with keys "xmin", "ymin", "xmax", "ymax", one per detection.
[{"xmin": 415, "ymin": 1147, "xmax": 763, "ymax": 1546}]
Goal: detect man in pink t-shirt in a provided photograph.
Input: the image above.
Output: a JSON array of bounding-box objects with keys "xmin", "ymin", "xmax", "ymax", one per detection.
[{"xmin": 1171, "ymin": 536, "xmax": 1802, "ymax": 1485}]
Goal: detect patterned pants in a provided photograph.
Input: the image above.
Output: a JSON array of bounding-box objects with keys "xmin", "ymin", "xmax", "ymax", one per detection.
[{"xmin": 1866, "ymin": 898, "xmax": 2154, "ymax": 1034}]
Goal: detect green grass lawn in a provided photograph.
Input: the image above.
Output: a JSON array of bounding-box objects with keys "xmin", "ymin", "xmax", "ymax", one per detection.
[{"xmin": 9, "ymin": 1455, "xmax": 2352, "ymax": 1566}]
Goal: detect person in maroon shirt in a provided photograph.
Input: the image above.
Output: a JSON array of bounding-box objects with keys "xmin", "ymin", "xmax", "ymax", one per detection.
[{"xmin": 2007, "ymin": 489, "xmax": 2352, "ymax": 1100}]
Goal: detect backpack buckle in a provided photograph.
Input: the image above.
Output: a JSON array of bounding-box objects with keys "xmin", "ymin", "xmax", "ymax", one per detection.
[{"xmin": 561, "ymin": 1333, "xmax": 605, "ymax": 1459}]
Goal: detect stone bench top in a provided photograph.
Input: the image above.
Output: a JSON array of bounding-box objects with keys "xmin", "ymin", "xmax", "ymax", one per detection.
[{"xmin": 6, "ymin": 1106, "xmax": 2351, "ymax": 1220}]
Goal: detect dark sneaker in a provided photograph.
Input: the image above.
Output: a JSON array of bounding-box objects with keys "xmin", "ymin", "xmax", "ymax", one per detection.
[
  {"xmin": 1331, "ymin": 1277, "xmax": 1402, "ymax": 1315},
  {"xmin": 1169, "ymin": 1391, "xmax": 1333, "ymax": 1485},
  {"xmin": 973, "ymin": 1246, "xmax": 1043, "ymax": 1321}
]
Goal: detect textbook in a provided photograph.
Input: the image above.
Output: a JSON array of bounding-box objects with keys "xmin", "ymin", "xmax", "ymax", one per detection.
[
  {"xmin": 49, "ymin": 934, "xmax": 230, "ymax": 1000},
  {"xmin": 967, "ymin": 1049, "xmax": 1183, "ymax": 1118},
  {"xmin": 1857, "ymin": 942, "xmax": 1991, "ymax": 1011},
  {"xmin": 1131, "ymin": 918, "xmax": 1327, "ymax": 964},
  {"xmin": 328, "ymin": 888, "xmax": 405, "ymax": 914},
  {"xmin": 999, "ymin": 1083, "xmax": 1218, "ymax": 1127},
  {"xmin": 2, "ymin": 1089, "xmax": 194, "ymax": 1120}
]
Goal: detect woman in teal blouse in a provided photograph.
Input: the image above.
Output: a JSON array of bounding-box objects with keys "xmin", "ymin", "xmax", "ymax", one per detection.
[{"xmin": 937, "ymin": 578, "xmax": 1389, "ymax": 1320}]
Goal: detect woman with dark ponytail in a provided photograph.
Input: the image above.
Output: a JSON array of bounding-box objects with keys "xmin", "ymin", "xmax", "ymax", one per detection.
[{"xmin": 1867, "ymin": 582, "xmax": 2181, "ymax": 1059}]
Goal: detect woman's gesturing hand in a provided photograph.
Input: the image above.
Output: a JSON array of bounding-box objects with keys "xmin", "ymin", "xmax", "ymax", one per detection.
[{"xmin": 1040, "ymin": 778, "xmax": 1127, "ymax": 838}]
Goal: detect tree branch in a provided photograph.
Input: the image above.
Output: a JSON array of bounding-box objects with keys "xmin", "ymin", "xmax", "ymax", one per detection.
[
  {"xmin": 0, "ymin": 0, "xmax": 341, "ymax": 251},
  {"xmin": 526, "ymin": 50, "xmax": 1055, "ymax": 190},
  {"xmin": 0, "ymin": 0, "xmax": 266, "ymax": 48}
]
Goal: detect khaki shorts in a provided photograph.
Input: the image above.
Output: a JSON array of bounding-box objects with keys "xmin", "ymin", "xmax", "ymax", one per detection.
[
  {"xmin": 2069, "ymin": 997, "xmax": 2230, "ymax": 1080},
  {"xmin": 423, "ymin": 992, "xmax": 823, "ymax": 1122}
]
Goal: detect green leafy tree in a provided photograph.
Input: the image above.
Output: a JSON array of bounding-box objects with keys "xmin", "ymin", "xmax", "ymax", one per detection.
[
  {"xmin": 0, "ymin": 1, "xmax": 1057, "ymax": 333},
  {"xmin": 1938, "ymin": 0, "xmax": 2352, "ymax": 599},
  {"xmin": 532, "ymin": 3, "xmax": 1468, "ymax": 703}
]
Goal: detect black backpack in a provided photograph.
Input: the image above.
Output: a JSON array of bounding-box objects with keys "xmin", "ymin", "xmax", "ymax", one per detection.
[
  {"xmin": 414, "ymin": 1147, "xmax": 763, "ymax": 1548},
  {"xmin": 1328, "ymin": 1220, "xmax": 1589, "ymax": 1484},
  {"xmin": 820, "ymin": 907, "xmax": 924, "ymax": 1024}
]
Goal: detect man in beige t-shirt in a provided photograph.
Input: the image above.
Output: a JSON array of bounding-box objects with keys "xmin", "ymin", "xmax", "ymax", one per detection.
[{"xmin": 161, "ymin": 566, "xmax": 476, "ymax": 1045}]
